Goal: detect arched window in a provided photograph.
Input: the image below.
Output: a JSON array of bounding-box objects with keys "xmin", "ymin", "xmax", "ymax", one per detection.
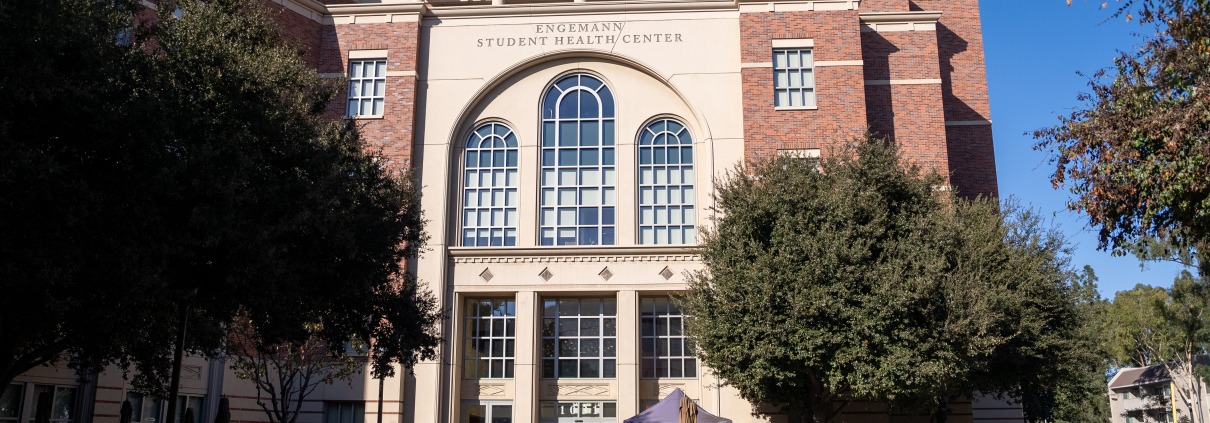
[
  {"xmin": 462, "ymin": 122, "xmax": 519, "ymax": 246},
  {"xmin": 638, "ymin": 118, "xmax": 695, "ymax": 244},
  {"xmin": 540, "ymin": 74, "xmax": 616, "ymax": 246}
]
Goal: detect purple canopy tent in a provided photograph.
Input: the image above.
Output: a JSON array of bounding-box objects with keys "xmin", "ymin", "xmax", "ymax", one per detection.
[{"xmin": 622, "ymin": 389, "xmax": 731, "ymax": 423}]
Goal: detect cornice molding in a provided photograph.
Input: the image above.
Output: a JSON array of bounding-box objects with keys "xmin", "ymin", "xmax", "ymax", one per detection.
[
  {"xmin": 327, "ymin": 1, "xmax": 428, "ymax": 16},
  {"xmin": 448, "ymin": 245, "xmax": 701, "ymax": 264},
  {"xmin": 735, "ymin": 0, "xmax": 858, "ymax": 12},
  {"xmin": 858, "ymin": 11, "xmax": 942, "ymax": 23},
  {"xmin": 281, "ymin": 0, "xmax": 878, "ymax": 23},
  {"xmin": 288, "ymin": 0, "xmax": 329, "ymax": 14},
  {"xmin": 425, "ymin": 0, "xmax": 735, "ymax": 18},
  {"xmin": 858, "ymin": 10, "xmax": 942, "ymax": 32}
]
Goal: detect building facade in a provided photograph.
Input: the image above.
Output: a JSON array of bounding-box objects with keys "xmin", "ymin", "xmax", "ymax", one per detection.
[
  {"xmin": 1109, "ymin": 366, "xmax": 1176, "ymax": 423},
  {"xmin": 8, "ymin": 0, "xmax": 1006, "ymax": 422},
  {"xmin": 1108, "ymin": 363, "xmax": 1210, "ymax": 423}
]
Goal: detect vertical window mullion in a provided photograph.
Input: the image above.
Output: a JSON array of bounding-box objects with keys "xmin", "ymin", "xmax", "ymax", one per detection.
[
  {"xmin": 346, "ymin": 59, "xmax": 386, "ymax": 117},
  {"xmin": 463, "ymin": 299, "xmax": 515, "ymax": 380},
  {"xmin": 772, "ymin": 47, "xmax": 814, "ymax": 108},
  {"xmin": 639, "ymin": 119, "xmax": 695, "ymax": 245},
  {"xmin": 462, "ymin": 123, "xmax": 518, "ymax": 247},
  {"xmin": 541, "ymin": 75, "xmax": 614, "ymax": 246}
]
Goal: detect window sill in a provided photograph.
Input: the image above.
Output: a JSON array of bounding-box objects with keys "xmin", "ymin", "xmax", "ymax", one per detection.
[
  {"xmin": 774, "ymin": 106, "xmax": 818, "ymax": 111},
  {"xmin": 349, "ymin": 115, "xmax": 386, "ymax": 120}
]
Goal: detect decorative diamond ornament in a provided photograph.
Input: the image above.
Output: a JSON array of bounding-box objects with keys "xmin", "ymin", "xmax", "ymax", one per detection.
[
  {"xmin": 479, "ymin": 268, "xmax": 494, "ymax": 282},
  {"xmin": 539, "ymin": 267, "xmax": 554, "ymax": 281},
  {"xmin": 659, "ymin": 266, "xmax": 674, "ymax": 280},
  {"xmin": 599, "ymin": 267, "xmax": 614, "ymax": 281}
]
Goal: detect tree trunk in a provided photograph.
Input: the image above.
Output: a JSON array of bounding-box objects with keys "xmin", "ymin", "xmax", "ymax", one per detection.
[
  {"xmin": 166, "ymin": 300, "xmax": 191, "ymax": 423},
  {"xmin": 376, "ymin": 376, "xmax": 385, "ymax": 423},
  {"xmin": 1195, "ymin": 375, "xmax": 1207, "ymax": 423},
  {"xmin": 931, "ymin": 399, "xmax": 949, "ymax": 423}
]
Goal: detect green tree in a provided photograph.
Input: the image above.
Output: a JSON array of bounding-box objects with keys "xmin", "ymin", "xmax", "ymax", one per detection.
[
  {"xmin": 0, "ymin": 0, "xmax": 441, "ymax": 408},
  {"xmin": 1049, "ymin": 267, "xmax": 1111, "ymax": 423},
  {"xmin": 1103, "ymin": 285, "xmax": 1170, "ymax": 368},
  {"xmin": 1036, "ymin": 0, "xmax": 1210, "ymax": 275},
  {"xmin": 1157, "ymin": 272, "xmax": 1209, "ymax": 423},
  {"xmin": 683, "ymin": 137, "xmax": 1089, "ymax": 423},
  {"xmin": 1095, "ymin": 277, "xmax": 1209, "ymax": 423},
  {"xmin": 227, "ymin": 319, "xmax": 363, "ymax": 423}
]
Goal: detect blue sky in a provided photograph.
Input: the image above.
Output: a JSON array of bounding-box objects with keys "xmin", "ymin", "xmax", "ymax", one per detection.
[{"xmin": 979, "ymin": 1, "xmax": 1189, "ymax": 298}]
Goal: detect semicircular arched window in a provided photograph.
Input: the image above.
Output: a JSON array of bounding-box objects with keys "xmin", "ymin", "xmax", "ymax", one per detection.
[
  {"xmin": 638, "ymin": 118, "xmax": 695, "ymax": 244},
  {"xmin": 539, "ymin": 74, "xmax": 617, "ymax": 246},
  {"xmin": 462, "ymin": 122, "xmax": 519, "ymax": 247}
]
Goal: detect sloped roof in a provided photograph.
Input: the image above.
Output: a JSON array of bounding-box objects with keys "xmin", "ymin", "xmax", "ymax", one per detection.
[
  {"xmin": 1108, "ymin": 356, "xmax": 1210, "ymax": 390},
  {"xmin": 623, "ymin": 389, "xmax": 731, "ymax": 423},
  {"xmin": 1108, "ymin": 366, "xmax": 1171, "ymax": 390}
]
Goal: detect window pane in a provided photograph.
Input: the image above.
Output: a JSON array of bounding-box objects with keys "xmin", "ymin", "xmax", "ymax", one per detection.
[
  {"xmin": 641, "ymin": 297, "xmax": 692, "ymax": 378},
  {"xmin": 639, "ymin": 119, "xmax": 696, "ymax": 245},
  {"xmin": 462, "ymin": 298, "xmax": 516, "ymax": 379},
  {"xmin": 541, "ymin": 74, "xmax": 616, "ymax": 246},
  {"xmin": 0, "ymin": 385, "xmax": 20, "ymax": 419},
  {"xmin": 490, "ymin": 405, "xmax": 512, "ymax": 423}
]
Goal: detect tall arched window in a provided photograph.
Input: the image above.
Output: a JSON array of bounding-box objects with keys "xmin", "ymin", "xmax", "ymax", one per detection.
[
  {"xmin": 540, "ymin": 74, "xmax": 616, "ymax": 246},
  {"xmin": 462, "ymin": 122, "xmax": 519, "ymax": 246},
  {"xmin": 638, "ymin": 118, "xmax": 695, "ymax": 244}
]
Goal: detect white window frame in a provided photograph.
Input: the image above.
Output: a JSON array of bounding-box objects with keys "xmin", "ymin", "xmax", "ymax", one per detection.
[
  {"xmin": 772, "ymin": 39, "xmax": 816, "ymax": 110},
  {"xmin": 541, "ymin": 298, "xmax": 617, "ymax": 379},
  {"xmin": 637, "ymin": 118, "xmax": 696, "ymax": 245},
  {"xmin": 125, "ymin": 392, "xmax": 203, "ymax": 423},
  {"xmin": 462, "ymin": 298, "xmax": 517, "ymax": 379},
  {"xmin": 346, "ymin": 59, "xmax": 386, "ymax": 118},
  {"xmin": 23, "ymin": 385, "xmax": 74, "ymax": 423},
  {"xmin": 461, "ymin": 122, "xmax": 520, "ymax": 247},
  {"xmin": 461, "ymin": 401, "xmax": 512, "ymax": 423},
  {"xmin": 539, "ymin": 73, "xmax": 618, "ymax": 246}
]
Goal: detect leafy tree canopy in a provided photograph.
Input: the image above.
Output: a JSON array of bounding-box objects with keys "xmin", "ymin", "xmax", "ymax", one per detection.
[
  {"xmin": 683, "ymin": 138, "xmax": 1091, "ymax": 422},
  {"xmin": 1036, "ymin": 0, "xmax": 1210, "ymax": 273},
  {"xmin": 0, "ymin": 0, "xmax": 440, "ymax": 395}
]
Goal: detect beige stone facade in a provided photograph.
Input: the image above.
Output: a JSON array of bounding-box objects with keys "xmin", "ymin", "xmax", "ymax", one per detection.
[{"xmin": 8, "ymin": 0, "xmax": 1011, "ymax": 422}]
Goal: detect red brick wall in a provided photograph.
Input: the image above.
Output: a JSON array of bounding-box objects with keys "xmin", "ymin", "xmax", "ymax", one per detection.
[
  {"xmin": 260, "ymin": 1, "xmax": 322, "ymax": 67},
  {"xmin": 861, "ymin": 29, "xmax": 948, "ymax": 178},
  {"xmin": 740, "ymin": 10, "xmax": 868, "ymax": 163},
  {"xmin": 913, "ymin": 0, "xmax": 997, "ymax": 197},
  {"xmin": 318, "ymin": 21, "xmax": 421, "ymax": 171},
  {"xmin": 860, "ymin": 0, "xmax": 909, "ymax": 12},
  {"xmin": 946, "ymin": 125, "xmax": 996, "ymax": 197}
]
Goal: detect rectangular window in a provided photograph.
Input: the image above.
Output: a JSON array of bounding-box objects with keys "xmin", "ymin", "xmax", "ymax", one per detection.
[
  {"xmin": 463, "ymin": 298, "xmax": 516, "ymax": 379},
  {"xmin": 30, "ymin": 386, "xmax": 74, "ymax": 423},
  {"xmin": 538, "ymin": 401, "xmax": 616, "ymax": 423},
  {"xmin": 346, "ymin": 59, "xmax": 386, "ymax": 117},
  {"xmin": 541, "ymin": 298, "xmax": 617, "ymax": 378},
  {"xmin": 773, "ymin": 48, "xmax": 815, "ymax": 108},
  {"xmin": 174, "ymin": 395, "xmax": 203, "ymax": 423},
  {"xmin": 323, "ymin": 402, "xmax": 364, "ymax": 423},
  {"xmin": 640, "ymin": 297, "xmax": 696, "ymax": 378},
  {"xmin": 461, "ymin": 401, "xmax": 512, "ymax": 423},
  {"xmin": 1, "ymin": 385, "xmax": 21, "ymax": 423}
]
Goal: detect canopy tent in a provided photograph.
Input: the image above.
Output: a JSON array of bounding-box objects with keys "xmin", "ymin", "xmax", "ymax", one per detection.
[{"xmin": 622, "ymin": 389, "xmax": 731, "ymax": 423}]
